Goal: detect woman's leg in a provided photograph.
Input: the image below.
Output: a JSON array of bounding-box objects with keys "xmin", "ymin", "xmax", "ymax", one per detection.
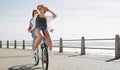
[
  {"xmin": 32, "ymin": 29, "xmax": 42, "ymax": 51},
  {"xmin": 43, "ymin": 30, "xmax": 52, "ymax": 51}
]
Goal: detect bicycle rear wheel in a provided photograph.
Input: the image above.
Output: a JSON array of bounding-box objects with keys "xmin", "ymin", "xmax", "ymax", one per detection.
[{"xmin": 41, "ymin": 44, "xmax": 49, "ymax": 70}]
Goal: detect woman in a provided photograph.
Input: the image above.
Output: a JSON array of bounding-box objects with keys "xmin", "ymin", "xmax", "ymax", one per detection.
[
  {"xmin": 32, "ymin": 4, "xmax": 57, "ymax": 56},
  {"xmin": 27, "ymin": 10, "xmax": 38, "ymax": 40}
]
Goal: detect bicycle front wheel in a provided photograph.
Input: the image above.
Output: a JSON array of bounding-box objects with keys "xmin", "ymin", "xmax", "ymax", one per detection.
[{"xmin": 41, "ymin": 44, "xmax": 49, "ymax": 70}]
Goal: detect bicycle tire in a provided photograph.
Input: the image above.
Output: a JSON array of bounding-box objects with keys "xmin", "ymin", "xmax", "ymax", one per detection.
[{"xmin": 41, "ymin": 44, "xmax": 49, "ymax": 70}]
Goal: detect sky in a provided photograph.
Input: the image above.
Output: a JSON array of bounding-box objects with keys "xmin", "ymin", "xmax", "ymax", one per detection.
[{"xmin": 1, "ymin": 0, "xmax": 120, "ymax": 41}]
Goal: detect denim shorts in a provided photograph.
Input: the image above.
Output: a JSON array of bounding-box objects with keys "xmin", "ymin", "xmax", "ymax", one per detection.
[
  {"xmin": 31, "ymin": 33, "xmax": 37, "ymax": 40},
  {"xmin": 34, "ymin": 26, "xmax": 47, "ymax": 31}
]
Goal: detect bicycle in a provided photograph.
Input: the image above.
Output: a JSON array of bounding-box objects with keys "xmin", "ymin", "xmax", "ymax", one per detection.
[{"xmin": 34, "ymin": 37, "xmax": 49, "ymax": 70}]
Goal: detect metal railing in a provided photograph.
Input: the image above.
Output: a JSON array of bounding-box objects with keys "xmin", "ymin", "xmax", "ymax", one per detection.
[
  {"xmin": 53, "ymin": 35, "xmax": 120, "ymax": 59},
  {"xmin": 0, "ymin": 34, "xmax": 120, "ymax": 59}
]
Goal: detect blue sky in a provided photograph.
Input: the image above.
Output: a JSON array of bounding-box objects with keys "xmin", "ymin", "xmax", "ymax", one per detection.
[{"xmin": 1, "ymin": 0, "xmax": 120, "ymax": 41}]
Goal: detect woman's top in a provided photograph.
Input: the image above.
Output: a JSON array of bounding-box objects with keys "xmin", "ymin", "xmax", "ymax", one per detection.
[
  {"xmin": 30, "ymin": 14, "xmax": 54, "ymax": 31},
  {"xmin": 36, "ymin": 15, "xmax": 47, "ymax": 27}
]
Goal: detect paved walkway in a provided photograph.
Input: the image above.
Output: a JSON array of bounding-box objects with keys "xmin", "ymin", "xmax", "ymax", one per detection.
[{"xmin": 0, "ymin": 48, "xmax": 120, "ymax": 70}]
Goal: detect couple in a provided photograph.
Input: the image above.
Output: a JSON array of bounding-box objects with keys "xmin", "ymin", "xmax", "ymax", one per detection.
[{"xmin": 27, "ymin": 4, "xmax": 57, "ymax": 57}]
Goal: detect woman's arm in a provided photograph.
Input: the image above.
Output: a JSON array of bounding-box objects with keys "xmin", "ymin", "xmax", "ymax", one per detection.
[
  {"xmin": 27, "ymin": 23, "xmax": 32, "ymax": 32},
  {"xmin": 47, "ymin": 8, "xmax": 57, "ymax": 19}
]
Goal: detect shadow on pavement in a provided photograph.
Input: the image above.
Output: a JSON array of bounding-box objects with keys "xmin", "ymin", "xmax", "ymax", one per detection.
[
  {"xmin": 8, "ymin": 64, "xmax": 42, "ymax": 70},
  {"xmin": 67, "ymin": 54, "xmax": 120, "ymax": 62},
  {"xmin": 106, "ymin": 58, "xmax": 120, "ymax": 62},
  {"xmin": 68, "ymin": 54, "xmax": 82, "ymax": 57}
]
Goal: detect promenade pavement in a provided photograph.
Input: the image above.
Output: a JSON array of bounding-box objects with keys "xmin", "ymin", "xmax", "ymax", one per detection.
[{"xmin": 0, "ymin": 48, "xmax": 120, "ymax": 70}]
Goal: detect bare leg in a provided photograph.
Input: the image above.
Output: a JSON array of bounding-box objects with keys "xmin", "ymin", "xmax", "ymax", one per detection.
[
  {"xmin": 32, "ymin": 29, "xmax": 42, "ymax": 51},
  {"xmin": 43, "ymin": 30, "xmax": 52, "ymax": 51}
]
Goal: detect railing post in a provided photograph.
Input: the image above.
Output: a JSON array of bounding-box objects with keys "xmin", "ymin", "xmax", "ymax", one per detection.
[
  {"xmin": 59, "ymin": 38, "xmax": 63, "ymax": 53},
  {"xmin": 115, "ymin": 34, "xmax": 120, "ymax": 59},
  {"xmin": 23, "ymin": 40, "xmax": 25, "ymax": 49},
  {"xmin": 81, "ymin": 36, "xmax": 85, "ymax": 55},
  {"xmin": 0, "ymin": 40, "xmax": 2, "ymax": 48},
  {"xmin": 7, "ymin": 40, "xmax": 9, "ymax": 48},
  {"xmin": 14, "ymin": 40, "xmax": 17, "ymax": 49}
]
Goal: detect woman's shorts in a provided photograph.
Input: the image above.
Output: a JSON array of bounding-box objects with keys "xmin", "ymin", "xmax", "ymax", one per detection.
[
  {"xmin": 34, "ymin": 26, "xmax": 47, "ymax": 31},
  {"xmin": 31, "ymin": 33, "xmax": 37, "ymax": 40}
]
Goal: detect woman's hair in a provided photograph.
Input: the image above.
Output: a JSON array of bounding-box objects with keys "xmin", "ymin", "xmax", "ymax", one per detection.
[
  {"xmin": 37, "ymin": 4, "xmax": 48, "ymax": 13},
  {"xmin": 32, "ymin": 10, "xmax": 37, "ymax": 17},
  {"xmin": 37, "ymin": 4, "xmax": 45, "ymax": 10}
]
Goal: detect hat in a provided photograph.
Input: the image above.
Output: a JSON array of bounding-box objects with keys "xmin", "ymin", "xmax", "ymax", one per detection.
[
  {"xmin": 44, "ymin": 7, "xmax": 48, "ymax": 11},
  {"xmin": 37, "ymin": 4, "xmax": 46, "ymax": 10}
]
